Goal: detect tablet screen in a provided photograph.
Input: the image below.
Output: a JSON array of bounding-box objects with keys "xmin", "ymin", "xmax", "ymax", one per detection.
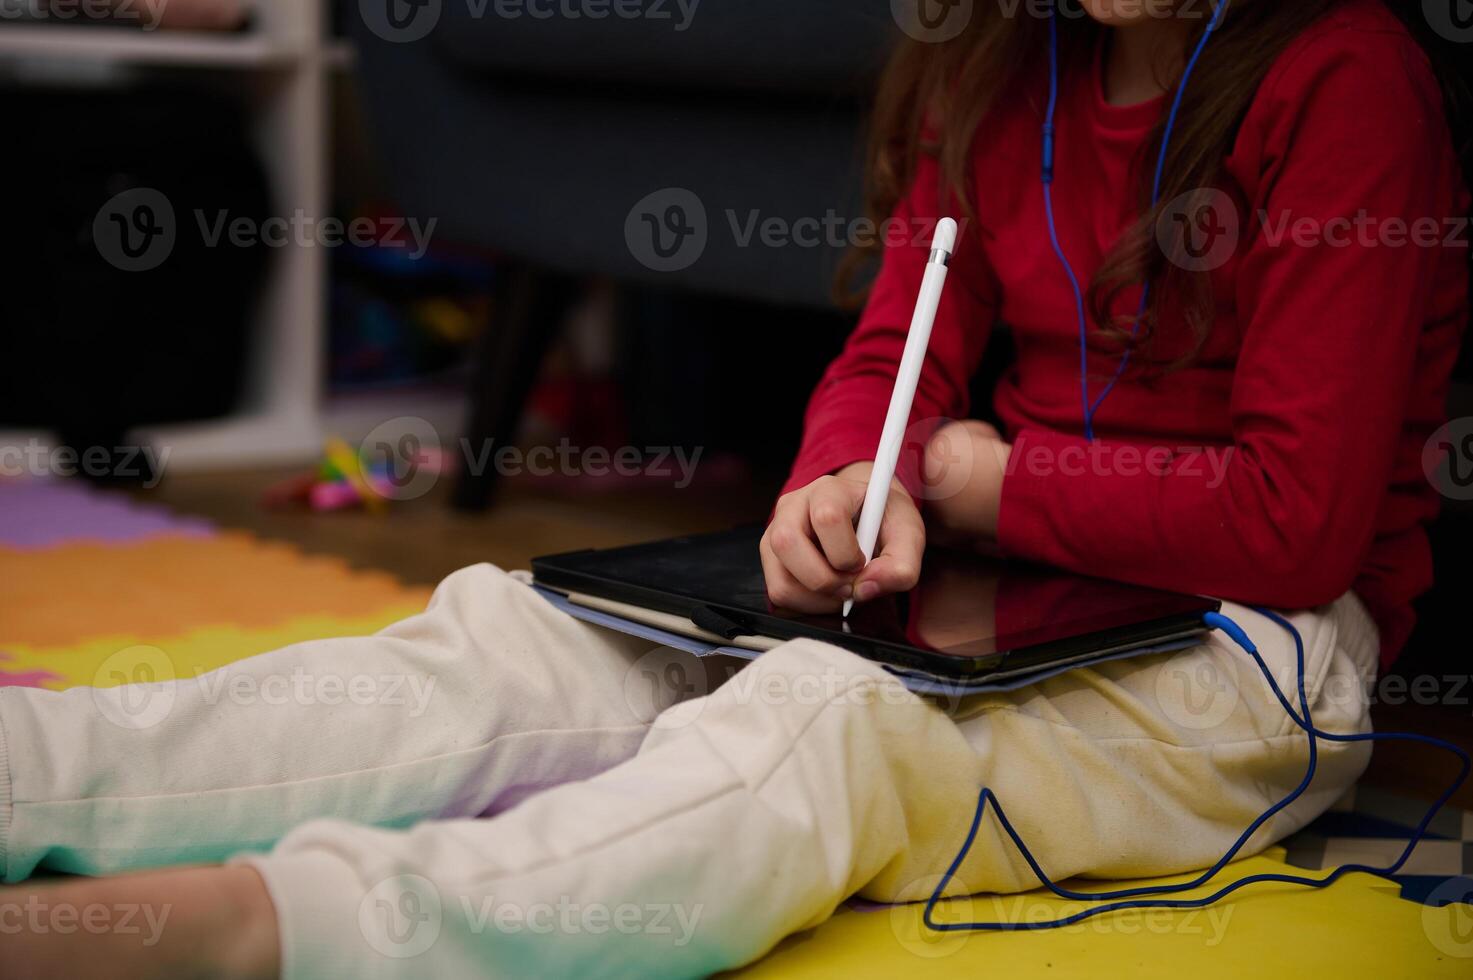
[{"xmin": 533, "ymin": 527, "xmax": 1217, "ymax": 666}]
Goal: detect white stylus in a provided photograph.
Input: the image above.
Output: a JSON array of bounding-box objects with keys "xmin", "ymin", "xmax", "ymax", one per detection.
[{"xmin": 843, "ymin": 216, "xmax": 957, "ymax": 617}]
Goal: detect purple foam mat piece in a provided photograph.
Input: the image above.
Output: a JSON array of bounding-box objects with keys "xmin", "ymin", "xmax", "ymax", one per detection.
[{"xmin": 0, "ymin": 479, "xmax": 215, "ymax": 549}]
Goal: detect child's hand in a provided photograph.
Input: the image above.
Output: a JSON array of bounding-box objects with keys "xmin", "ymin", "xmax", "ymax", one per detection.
[{"xmin": 761, "ymin": 462, "xmax": 924, "ymax": 613}]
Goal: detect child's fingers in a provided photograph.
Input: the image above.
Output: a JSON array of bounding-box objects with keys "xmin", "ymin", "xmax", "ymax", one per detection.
[
  {"xmin": 854, "ymin": 493, "xmax": 925, "ymax": 600},
  {"xmin": 759, "ymin": 535, "xmax": 842, "ymax": 613},
  {"xmin": 807, "ymin": 477, "xmax": 867, "ymax": 573},
  {"xmin": 766, "ymin": 516, "xmax": 851, "ymax": 596}
]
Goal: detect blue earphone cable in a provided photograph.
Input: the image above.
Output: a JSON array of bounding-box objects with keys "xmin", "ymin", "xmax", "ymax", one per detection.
[
  {"xmin": 1041, "ymin": 11, "xmax": 1094, "ymax": 443},
  {"xmin": 922, "ymin": 608, "xmax": 1471, "ymax": 933},
  {"xmin": 1044, "ymin": 0, "xmax": 1232, "ymax": 441}
]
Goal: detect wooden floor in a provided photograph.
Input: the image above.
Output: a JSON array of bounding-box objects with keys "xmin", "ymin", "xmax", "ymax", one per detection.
[
  {"xmin": 142, "ymin": 466, "xmax": 778, "ymax": 586},
  {"xmin": 139, "ymin": 467, "xmax": 1471, "ymax": 810}
]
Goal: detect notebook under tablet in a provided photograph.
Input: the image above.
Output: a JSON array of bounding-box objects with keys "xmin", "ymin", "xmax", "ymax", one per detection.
[{"xmin": 531, "ymin": 526, "xmax": 1220, "ymax": 684}]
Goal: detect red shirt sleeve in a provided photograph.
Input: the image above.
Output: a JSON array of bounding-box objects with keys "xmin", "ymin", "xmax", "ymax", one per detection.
[
  {"xmin": 781, "ymin": 148, "xmax": 1000, "ymax": 500},
  {"xmin": 996, "ymin": 28, "xmax": 1459, "ymax": 610}
]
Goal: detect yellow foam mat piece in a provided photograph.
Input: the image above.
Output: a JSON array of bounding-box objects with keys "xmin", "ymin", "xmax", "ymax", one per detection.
[
  {"xmin": 731, "ymin": 853, "xmax": 1472, "ymax": 978},
  {"xmin": 2, "ymin": 607, "xmax": 430, "ymax": 691},
  {"xmin": 0, "ymin": 534, "xmax": 431, "ymax": 648}
]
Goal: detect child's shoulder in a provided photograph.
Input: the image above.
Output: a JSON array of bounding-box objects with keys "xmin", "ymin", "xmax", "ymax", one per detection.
[
  {"xmin": 1264, "ymin": 0, "xmax": 1440, "ymax": 105},
  {"xmin": 1242, "ymin": 0, "xmax": 1446, "ymax": 150}
]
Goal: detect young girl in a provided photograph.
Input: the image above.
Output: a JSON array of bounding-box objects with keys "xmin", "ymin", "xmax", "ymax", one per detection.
[{"xmin": 4, "ymin": 1, "xmax": 1467, "ymax": 976}]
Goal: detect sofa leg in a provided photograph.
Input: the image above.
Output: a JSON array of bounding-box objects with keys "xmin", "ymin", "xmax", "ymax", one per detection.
[{"xmin": 453, "ymin": 261, "xmax": 580, "ymax": 511}]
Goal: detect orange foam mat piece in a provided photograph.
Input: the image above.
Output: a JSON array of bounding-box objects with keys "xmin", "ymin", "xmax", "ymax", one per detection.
[{"xmin": 0, "ymin": 533, "xmax": 432, "ymax": 648}]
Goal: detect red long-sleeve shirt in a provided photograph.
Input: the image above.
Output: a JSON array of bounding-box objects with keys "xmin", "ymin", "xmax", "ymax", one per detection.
[{"xmin": 784, "ymin": 1, "xmax": 1469, "ymax": 666}]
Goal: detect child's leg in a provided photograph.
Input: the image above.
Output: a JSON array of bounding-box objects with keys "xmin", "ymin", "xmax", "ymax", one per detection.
[
  {"xmin": 0, "ymin": 565, "xmax": 689, "ymax": 881},
  {"xmin": 235, "ymin": 596, "xmax": 1374, "ymax": 979}
]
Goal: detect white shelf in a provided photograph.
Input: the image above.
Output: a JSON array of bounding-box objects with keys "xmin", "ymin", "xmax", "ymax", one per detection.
[
  {"xmin": 2, "ymin": 3, "xmax": 341, "ymax": 471},
  {"xmin": 133, "ymin": 411, "xmax": 323, "ymax": 469},
  {"xmin": 0, "ymin": 25, "xmax": 303, "ymax": 68}
]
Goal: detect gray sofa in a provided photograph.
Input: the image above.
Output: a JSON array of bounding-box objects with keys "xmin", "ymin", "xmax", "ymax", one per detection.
[
  {"xmin": 350, "ymin": 1, "xmax": 898, "ymax": 305},
  {"xmin": 349, "ymin": 1, "xmax": 900, "ymax": 506}
]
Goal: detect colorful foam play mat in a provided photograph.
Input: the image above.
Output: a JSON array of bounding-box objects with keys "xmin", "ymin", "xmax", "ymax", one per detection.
[{"xmin": 2, "ymin": 478, "xmax": 1470, "ymax": 977}]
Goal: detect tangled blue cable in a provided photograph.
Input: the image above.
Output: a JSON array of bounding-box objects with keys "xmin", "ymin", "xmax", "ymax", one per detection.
[
  {"xmin": 1043, "ymin": 0, "xmax": 1231, "ymax": 442},
  {"xmin": 975, "ymin": 0, "xmax": 1473, "ymax": 938},
  {"xmin": 923, "ymin": 608, "xmax": 1471, "ymax": 933}
]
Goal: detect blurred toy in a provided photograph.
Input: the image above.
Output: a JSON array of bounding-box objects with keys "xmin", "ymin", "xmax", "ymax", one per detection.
[{"xmin": 261, "ymin": 438, "xmax": 446, "ymax": 514}]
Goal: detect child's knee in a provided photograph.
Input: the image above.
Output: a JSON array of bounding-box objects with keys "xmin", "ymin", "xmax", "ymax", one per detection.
[
  {"xmin": 698, "ymin": 640, "xmax": 964, "ymax": 763},
  {"xmin": 425, "ymin": 562, "xmax": 517, "ymax": 610}
]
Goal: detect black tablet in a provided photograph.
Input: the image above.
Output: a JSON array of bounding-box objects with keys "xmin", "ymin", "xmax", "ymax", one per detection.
[{"xmin": 531, "ymin": 527, "xmax": 1220, "ymax": 682}]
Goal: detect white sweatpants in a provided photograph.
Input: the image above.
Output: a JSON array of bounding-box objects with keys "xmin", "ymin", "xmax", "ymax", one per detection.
[{"xmin": 0, "ymin": 565, "xmax": 1377, "ymax": 978}]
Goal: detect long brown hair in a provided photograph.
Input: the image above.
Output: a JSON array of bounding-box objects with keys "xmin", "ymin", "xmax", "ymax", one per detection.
[{"xmin": 840, "ymin": 0, "xmax": 1469, "ymax": 369}]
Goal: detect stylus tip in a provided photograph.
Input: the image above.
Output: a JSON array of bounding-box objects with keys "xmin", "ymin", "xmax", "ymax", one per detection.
[{"xmin": 841, "ymin": 599, "xmax": 854, "ymax": 618}]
